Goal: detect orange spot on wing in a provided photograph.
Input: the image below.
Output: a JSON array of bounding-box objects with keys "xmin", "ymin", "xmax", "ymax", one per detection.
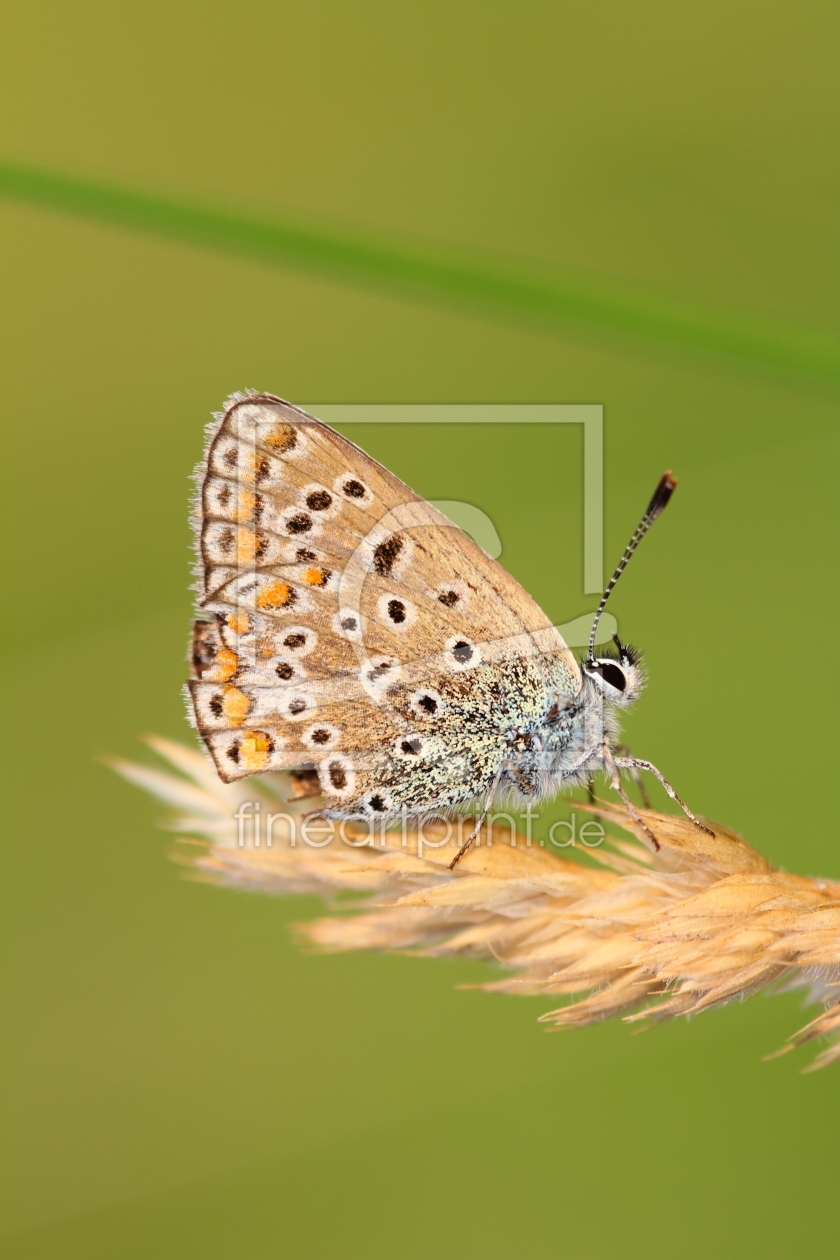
[
  {"xmin": 303, "ymin": 566, "xmax": 330, "ymax": 586},
  {"xmin": 257, "ymin": 632, "xmax": 276, "ymax": 658},
  {"xmin": 237, "ymin": 529, "xmax": 257, "ymax": 565},
  {"xmin": 226, "ymin": 611, "xmax": 251, "ymax": 635},
  {"xmin": 235, "ymin": 490, "xmax": 255, "ymax": 523},
  {"xmin": 263, "ymin": 423, "xmax": 296, "ymax": 453},
  {"xmin": 214, "ymin": 648, "xmax": 239, "ymax": 682},
  {"xmin": 222, "ymin": 686, "xmax": 251, "ymax": 725},
  {"xmin": 257, "ymin": 580, "xmax": 294, "ymax": 610},
  {"xmin": 240, "ymin": 730, "xmax": 273, "ymax": 772}
]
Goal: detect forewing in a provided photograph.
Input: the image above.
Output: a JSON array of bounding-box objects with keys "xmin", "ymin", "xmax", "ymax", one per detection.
[{"xmin": 188, "ymin": 393, "xmax": 579, "ymax": 812}]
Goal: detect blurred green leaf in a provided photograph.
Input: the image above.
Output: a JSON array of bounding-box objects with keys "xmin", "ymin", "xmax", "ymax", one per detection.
[{"xmin": 2, "ymin": 158, "xmax": 836, "ymax": 387}]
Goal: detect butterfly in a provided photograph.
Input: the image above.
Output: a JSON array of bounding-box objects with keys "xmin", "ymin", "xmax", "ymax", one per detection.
[{"xmin": 187, "ymin": 392, "xmax": 711, "ymax": 865}]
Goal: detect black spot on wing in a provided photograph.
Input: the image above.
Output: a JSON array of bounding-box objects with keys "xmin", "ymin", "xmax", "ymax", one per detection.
[{"xmin": 373, "ymin": 535, "xmax": 403, "ymax": 576}]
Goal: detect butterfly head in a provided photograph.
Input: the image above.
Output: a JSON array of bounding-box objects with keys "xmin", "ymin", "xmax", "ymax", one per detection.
[
  {"xmin": 579, "ymin": 470, "xmax": 676, "ymax": 711},
  {"xmin": 582, "ymin": 636, "xmax": 645, "ymax": 709}
]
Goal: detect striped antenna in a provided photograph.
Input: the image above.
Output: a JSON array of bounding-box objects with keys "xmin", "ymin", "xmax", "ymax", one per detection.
[{"xmin": 587, "ymin": 471, "xmax": 677, "ymax": 663}]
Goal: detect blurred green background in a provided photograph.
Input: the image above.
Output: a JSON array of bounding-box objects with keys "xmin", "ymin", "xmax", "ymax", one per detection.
[{"xmin": 1, "ymin": 2, "xmax": 838, "ymax": 1257}]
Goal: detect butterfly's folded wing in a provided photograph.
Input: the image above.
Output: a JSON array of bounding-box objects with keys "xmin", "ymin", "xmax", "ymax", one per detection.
[{"xmin": 187, "ymin": 393, "xmax": 580, "ymax": 813}]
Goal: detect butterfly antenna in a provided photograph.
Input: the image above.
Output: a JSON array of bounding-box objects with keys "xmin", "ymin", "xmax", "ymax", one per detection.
[{"xmin": 587, "ymin": 471, "xmax": 678, "ymax": 663}]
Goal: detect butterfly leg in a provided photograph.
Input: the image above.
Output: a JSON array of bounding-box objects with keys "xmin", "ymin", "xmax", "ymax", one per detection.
[
  {"xmin": 614, "ymin": 757, "xmax": 714, "ymax": 836},
  {"xmin": 448, "ymin": 764, "xmax": 505, "ymax": 871},
  {"xmin": 504, "ymin": 759, "xmax": 537, "ymax": 795},
  {"xmin": 615, "ymin": 745, "xmax": 651, "ymax": 808},
  {"xmin": 601, "ymin": 744, "xmax": 661, "ymax": 851},
  {"xmin": 584, "ymin": 771, "xmax": 604, "ymax": 841}
]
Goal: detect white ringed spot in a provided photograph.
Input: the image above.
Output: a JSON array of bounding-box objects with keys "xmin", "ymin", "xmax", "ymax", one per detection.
[
  {"xmin": 333, "ymin": 609, "xmax": 365, "ymax": 640},
  {"xmin": 272, "ymin": 656, "xmax": 307, "ymax": 685},
  {"xmin": 318, "ymin": 753, "xmax": 357, "ymax": 800},
  {"xmin": 300, "ymin": 483, "xmax": 340, "ymax": 519},
  {"xmin": 361, "ymin": 657, "xmax": 402, "ymax": 697},
  {"xmin": 302, "ymin": 723, "xmax": 341, "ymax": 751},
  {"xmin": 444, "ymin": 635, "xmax": 481, "ymax": 672},
  {"xmin": 392, "ymin": 733, "xmax": 434, "ymax": 761},
  {"xmin": 280, "ymin": 690, "xmax": 315, "ymax": 722},
  {"xmin": 408, "ymin": 688, "xmax": 445, "ymax": 720},
  {"xmin": 279, "ymin": 626, "xmax": 317, "ymax": 657},
  {"xmin": 279, "ymin": 506, "xmax": 320, "ymax": 539},
  {"xmin": 363, "ymin": 789, "xmax": 395, "ymax": 815},
  {"xmin": 376, "ymin": 593, "xmax": 417, "ymax": 632},
  {"xmin": 427, "ymin": 580, "xmax": 470, "ymax": 609},
  {"xmin": 333, "ymin": 473, "xmax": 374, "ymax": 507}
]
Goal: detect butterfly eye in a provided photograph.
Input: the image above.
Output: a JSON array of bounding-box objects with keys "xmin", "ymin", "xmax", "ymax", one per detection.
[{"xmin": 590, "ymin": 661, "xmax": 627, "ymax": 692}]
